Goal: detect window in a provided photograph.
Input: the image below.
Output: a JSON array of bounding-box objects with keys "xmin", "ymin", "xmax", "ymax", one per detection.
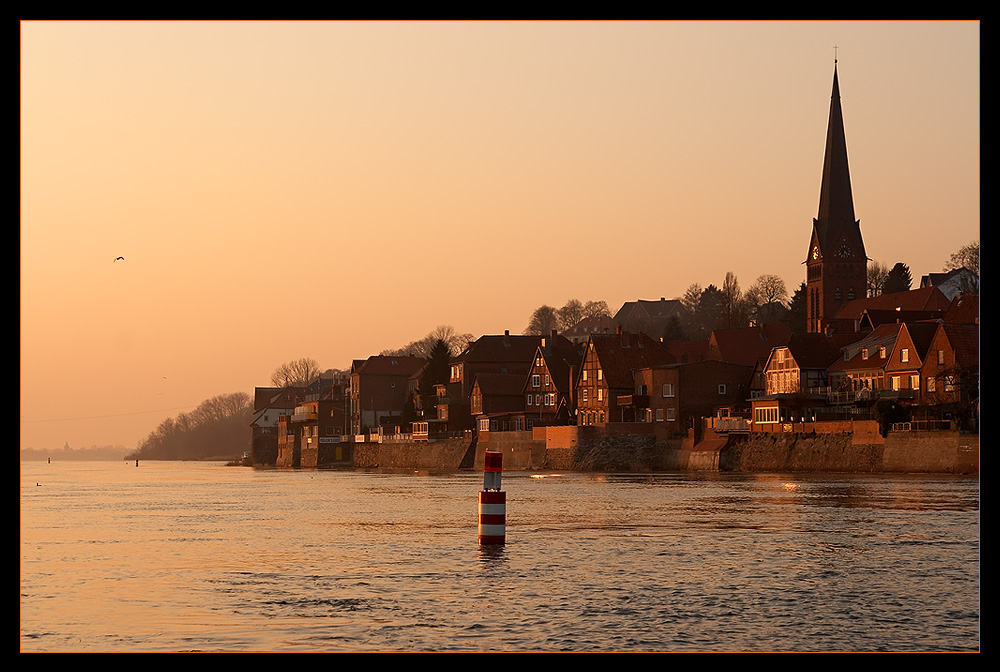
[
  {"xmin": 597, "ymin": 388, "xmax": 603, "ymax": 401},
  {"xmin": 879, "ymin": 346, "xmax": 886, "ymax": 358},
  {"xmin": 527, "ymin": 394, "xmax": 533, "ymax": 406},
  {"xmin": 532, "ymin": 375, "xmax": 541, "ymax": 388},
  {"xmin": 655, "ymin": 408, "xmax": 664, "ymax": 422},
  {"xmin": 662, "ymin": 383, "xmax": 674, "ymax": 397},
  {"xmin": 718, "ymin": 384, "xmax": 727, "ymax": 395},
  {"xmin": 665, "ymin": 408, "xmax": 676, "ymax": 422},
  {"xmin": 927, "ymin": 377, "xmax": 936, "ymax": 393},
  {"xmin": 583, "ymin": 370, "xmax": 588, "ymax": 381},
  {"xmin": 862, "ymin": 348, "xmax": 869, "ymax": 360},
  {"xmin": 598, "ymin": 369, "xmax": 603, "ymax": 381},
  {"xmin": 581, "ymin": 388, "xmax": 588, "ymax": 402},
  {"xmin": 909, "ymin": 375, "xmax": 919, "ymax": 390},
  {"xmin": 937, "ymin": 350, "xmax": 945, "ymax": 365},
  {"xmin": 901, "ymin": 348, "xmax": 909, "ymax": 363},
  {"xmin": 545, "ymin": 374, "xmax": 550, "ymax": 386},
  {"xmin": 535, "ymin": 394, "xmax": 541, "ymax": 407}
]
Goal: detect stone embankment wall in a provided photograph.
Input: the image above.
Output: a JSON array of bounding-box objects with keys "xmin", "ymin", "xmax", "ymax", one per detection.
[
  {"xmin": 301, "ymin": 422, "xmax": 978, "ymax": 475},
  {"xmin": 719, "ymin": 425, "xmax": 978, "ymax": 475},
  {"xmin": 352, "ymin": 436, "xmax": 473, "ymax": 471}
]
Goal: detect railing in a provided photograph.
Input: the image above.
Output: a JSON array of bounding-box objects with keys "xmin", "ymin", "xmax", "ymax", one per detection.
[
  {"xmin": 713, "ymin": 416, "xmax": 751, "ymax": 433},
  {"xmin": 891, "ymin": 419, "xmax": 953, "ymax": 432}
]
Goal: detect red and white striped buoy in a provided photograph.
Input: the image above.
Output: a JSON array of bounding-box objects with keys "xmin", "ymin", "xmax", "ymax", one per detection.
[{"xmin": 478, "ymin": 450, "xmax": 505, "ymax": 545}]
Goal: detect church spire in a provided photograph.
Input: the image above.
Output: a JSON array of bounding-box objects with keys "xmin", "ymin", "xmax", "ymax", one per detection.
[{"xmin": 814, "ymin": 64, "xmax": 860, "ymax": 251}]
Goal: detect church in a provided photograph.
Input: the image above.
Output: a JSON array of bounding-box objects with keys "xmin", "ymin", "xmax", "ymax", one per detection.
[{"xmin": 804, "ymin": 62, "xmax": 868, "ymax": 334}]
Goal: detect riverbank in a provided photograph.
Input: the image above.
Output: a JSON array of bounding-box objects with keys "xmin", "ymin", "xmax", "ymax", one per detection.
[{"xmin": 333, "ymin": 421, "xmax": 979, "ymax": 476}]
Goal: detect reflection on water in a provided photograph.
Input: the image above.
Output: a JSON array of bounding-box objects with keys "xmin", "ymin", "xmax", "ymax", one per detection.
[{"xmin": 20, "ymin": 461, "xmax": 979, "ymax": 652}]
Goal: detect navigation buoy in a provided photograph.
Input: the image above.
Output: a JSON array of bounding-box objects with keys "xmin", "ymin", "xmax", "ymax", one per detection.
[{"xmin": 478, "ymin": 450, "xmax": 505, "ymax": 545}]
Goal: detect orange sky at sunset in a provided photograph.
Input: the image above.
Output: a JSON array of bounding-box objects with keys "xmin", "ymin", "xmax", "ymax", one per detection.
[{"xmin": 20, "ymin": 21, "xmax": 979, "ymax": 452}]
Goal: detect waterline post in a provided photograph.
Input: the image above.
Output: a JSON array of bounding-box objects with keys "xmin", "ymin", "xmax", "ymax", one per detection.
[{"xmin": 478, "ymin": 450, "xmax": 505, "ymax": 545}]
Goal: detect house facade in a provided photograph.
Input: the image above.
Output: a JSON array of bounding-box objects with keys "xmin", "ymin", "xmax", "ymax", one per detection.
[
  {"xmin": 576, "ymin": 329, "xmax": 675, "ymax": 426},
  {"xmin": 631, "ymin": 360, "xmax": 753, "ymax": 440},
  {"xmin": 349, "ymin": 355, "xmax": 426, "ymax": 435}
]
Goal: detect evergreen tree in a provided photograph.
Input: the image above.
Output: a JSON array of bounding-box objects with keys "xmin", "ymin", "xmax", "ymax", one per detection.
[{"xmin": 883, "ymin": 262, "xmax": 913, "ymax": 294}]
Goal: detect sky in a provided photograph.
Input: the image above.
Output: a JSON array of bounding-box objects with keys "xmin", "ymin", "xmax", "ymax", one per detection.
[{"xmin": 20, "ymin": 20, "xmax": 980, "ymax": 452}]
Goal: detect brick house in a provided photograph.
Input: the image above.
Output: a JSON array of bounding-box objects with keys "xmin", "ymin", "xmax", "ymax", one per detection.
[
  {"xmin": 349, "ymin": 355, "xmax": 426, "ymax": 435},
  {"xmin": 922, "ymin": 321, "xmax": 979, "ymax": 413},
  {"xmin": 576, "ymin": 329, "xmax": 675, "ymax": 426},
  {"xmin": 471, "ymin": 373, "xmax": 528, "ymax": 432},
  {"xmin": 521, "ymin": 332, "xmax": 585, "ymax": 428},
  {"xmin": 825, "ymin": 322, "xmax": 902, "ymax": 401},
  {"xmin": 631, "ymin": 360, "xmax": 753, "ymax": 440},
  {"xmin": 442, "ymin": 331, "xmax": 547, "ymax": 431},
  {"xmin": 883, "ymin": 322, "xmax": 942, "ymax": 404}
]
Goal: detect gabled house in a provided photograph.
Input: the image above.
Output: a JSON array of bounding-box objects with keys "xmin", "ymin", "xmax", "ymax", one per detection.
[
  {"xmin": 751, "ymin": 332, "xmax": 854, "ymax": 430},
  {"xmin": 826, "ymin": 322, "xmax": 902, "ymax": 400},
  {"xmin": 250, "ymin": 385, "xmax": 309, "ymax": 466},
  {"xmin": 443, "ymin": 331, "xmax": 547, "ymax": 431},
  {"xmin": 562, "ymin": 314, "xmax": 616, "ymax": 344},
  {"xmin": 922, "ymin": 321, "xmax": 979, "ymax": 412},
  {"xmin": 884, "ymin": 322, "xmax": 941, "ymax": 403},
  {"xmin": 521, "ymin": 332, "xmax": 585, "ymax": 428},
  {"xmin": 920, "ymin": 267, "xmax": 979, "ymax": 300},
  {"xmin": 576, "ymin": 329, "xmax": 675, "ymax": 426},
  {"xmin": 613, "ymin": 297, "xmax": 685, "ymax": 341}
]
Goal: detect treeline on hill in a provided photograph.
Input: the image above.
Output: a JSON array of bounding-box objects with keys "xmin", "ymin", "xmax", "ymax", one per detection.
[{"xmin": 129, "ymin": 392, "xmax": 253, "ymax": 461}]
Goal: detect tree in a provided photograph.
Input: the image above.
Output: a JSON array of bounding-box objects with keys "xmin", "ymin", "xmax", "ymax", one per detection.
[
  {"xmin": 883, "ymin": 262, "xmax": 913, "ymax": 295},
  {"xmin": 784, "ymin": 282, "xmax": 808, "ymax": 334},
  {"xmin": 557, "ymin": 299, "xmax": 585, "ymax": 331},
  {"xmin": 945, "ymin": 240, "xmax": 980, "ymax": 294},
  {"xmin": 418, "ymin": 339, "xmax": 451, "ymax": 412},
  {"xmin": 720, "ymin": 272, "xmax": 751, "ymax": 329},
  {"xmin": 746, "ymin": 274, "xmax": 789, "ymax": 325},
  {"xmin": 680, "ymin": 283, "xmax": 702, "ymax": 338},
  {"xmin": 525, "ymin": 305, "xmax": 559, "ymax": 335},
  {"xmin": 582, "ymin": 300, "xmax": 611, "ymax": 319},
  {"xmin": 382, "ymin": 325, "xmax": 474, "ymax": 358},
  {"xmin": 270, "ymin": 357, "xmax": 321, "ymax": 387},
  {"xmin": 867, "ymin": 261, "xmax": 890, "ymax": 297}
]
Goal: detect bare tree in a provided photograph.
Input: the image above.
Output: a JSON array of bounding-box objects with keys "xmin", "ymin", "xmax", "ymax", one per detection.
[
  {"xmin": 270, "ymin": 357, "xmax": 321, "ymax": 387},
  {"xmin": 582, "ymin": 300, "xmax": 611, "ymax": 319},
  {"xmin": 867, "ymin": 261, "xmax": 890, "ymax": 297},
  {"xmin": 525, "ymin": 305, "xmax": 559, "ymax": 335},
  {"xmin": 945, "ymin": 240, "xmax": 980, "ymax": 294},
  {"xmin": 557, "ymin": 299, "xmax": 585, "ymax": 331},
  {"xmin": 382, "ymin": 325, "xmax": 473, "ymax": 358},
  {"xmin": 746, "ymin": 274, "xmax": 789, "ymax": 325}
]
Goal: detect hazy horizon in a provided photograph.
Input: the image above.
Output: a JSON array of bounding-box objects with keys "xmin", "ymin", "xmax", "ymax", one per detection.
[{"xmin": 20, "ymin": 20, "xmax": 980, "ymax": 451}]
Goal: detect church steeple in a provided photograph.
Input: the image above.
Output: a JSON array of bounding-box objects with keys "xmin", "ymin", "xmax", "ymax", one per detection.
[
  {"xmin": 805, "ymin": 63, "xmax": 868, "ymax": 333},
  {"xmin": 815, "ymin": 65, "xmax": 858, "ymax": 240}
]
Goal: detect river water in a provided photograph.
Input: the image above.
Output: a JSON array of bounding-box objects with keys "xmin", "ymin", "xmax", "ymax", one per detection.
[{"xmin": 20, "ymin": 460, "xmax": 979, "ymax": 652}]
